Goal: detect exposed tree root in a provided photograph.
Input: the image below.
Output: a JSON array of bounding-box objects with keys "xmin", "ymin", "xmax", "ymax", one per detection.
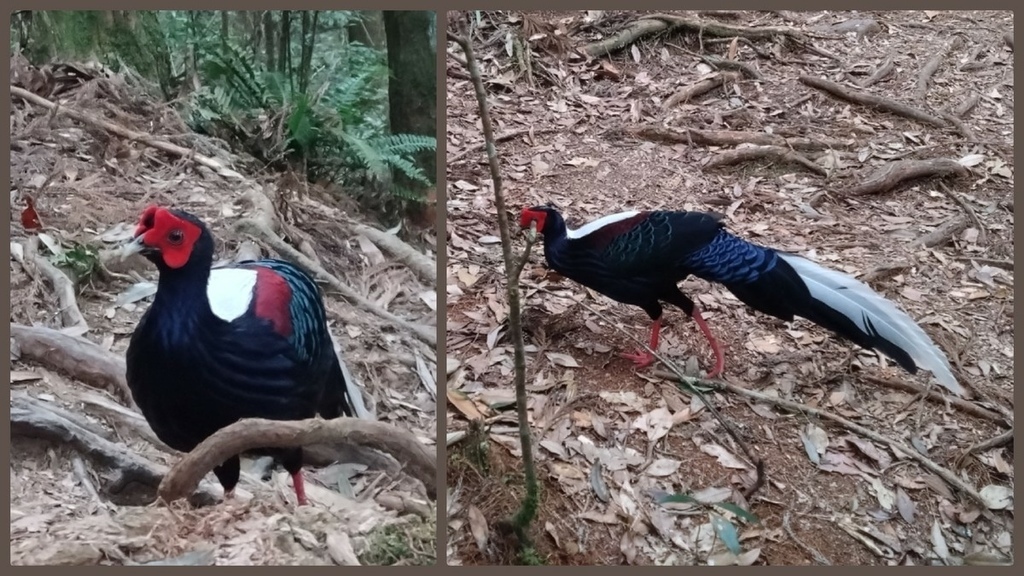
[
  {"xmin": 914, "ymin": 37, "xmax": 963, "ymax": 102},
  {"xmin": 158, "ymin": 417, "xmax": 437, "ymax": 503},
  {"xmin": 912, "ymin": 216, "xmax": 969, "ymax": 249},
  {"xmin": 582, "ymin": 13, "xmax": 807, "ymax": 57},
  {"xmin": 10, "ymin": 85, "xmax": 242, "ymax": 179},
  {"xmin": 626, "ymin": 125, "xmax": 855, "ymax": 152},
  {"xmin": 24, "ymin": 236, "xmax": 89, "ymax": 334},
  {"xmin": 952, "ymin": 92, "xmax": 981, "ymax": 118},
  {"xmin": 447, "ymin": 127, "xmax": 560, "ymax": 164},
  {"xmin": 799, "ymin": 75, "xmax": 947, "ymax": 128},
  {"xmin": 651, "ymin": 371, "xmax": 988, "ymax": 508},
  {"xmin": 663, "ymin": 71, "xmax": 741, "ymax": 109},
  {"xmin": 10, "ymin": 393, "xmax": 221, "ymax": 507},
  {"xmin": 347, "ymin": 221, "xmax": 435, "ymax": 286},
  {"xmin": 858, "ymin": 53, "xmax": 895, "ymax": 88},
  {"xmin": 10, "ymin": 323, "xmax": 135, "ymax": 408},
  {"xmin": 838, "ymin": 159, "xmax": 968, "ymax": 197},
  {"xmin": 704, "ymin": 145, "xmax": 828, "ymax": 176}
]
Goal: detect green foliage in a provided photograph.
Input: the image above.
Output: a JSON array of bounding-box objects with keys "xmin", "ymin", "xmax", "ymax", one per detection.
[
  {"xmin": 519, "ymin": 546, "xmax": 546, "ymax": 565},
  {"xmin": 14, "ymin": 10, "xmax": 437, "ymax": 218},
  {"xmin": 656, "ymin": 491, "xmax": 761, "ymax": 559},
  {"xmin": 359, "ymin": 521, "xmax": 436, "ymax": 566}
]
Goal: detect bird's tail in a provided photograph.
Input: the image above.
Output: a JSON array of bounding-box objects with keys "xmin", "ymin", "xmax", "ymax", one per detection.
[
  {"xmin": 725, "ymin": 251, "xmax": 962, "ymax": 396},
  {"xmin": 319, "ymin": 354, "xmax": 356, "ymax": 419}
]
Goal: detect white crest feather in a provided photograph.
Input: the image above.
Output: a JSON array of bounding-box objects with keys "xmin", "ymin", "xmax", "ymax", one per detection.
[
  {"xmin": 566, "ymin": 210, "xmax": 640, "ymax": 239},
  {"xmin": 207, "ymin": 268, "xmax": 257, "ymax": 322},
  {"xmin": 778, "ymin": 253, "xmax": 962, "ymax": 396}
]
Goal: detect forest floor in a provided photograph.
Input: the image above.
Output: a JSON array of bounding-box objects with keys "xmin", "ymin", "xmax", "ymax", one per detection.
[
  {"xmin": 445, "ymin": 10, "xmax": 1013, "ymax": 566},
  {"xmin": 9, "ymin": 57, "xmax": 438, "ymax": 565}
]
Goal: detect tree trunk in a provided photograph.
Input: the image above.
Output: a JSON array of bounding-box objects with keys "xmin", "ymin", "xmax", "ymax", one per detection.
[
  {"xmin": 278, "ymin": 10, "xmax": 291, "ymax": 79},
  {"xmin": 383, "ymin": 11, "xmax": 437, "ymax": 188},
  {"xmin": 263, "ymin": 11, "xmax": 275, "ymax": 70},
  {"xmin": 220, "ymin": 11, "xmax": 229, "ymax": 50}
]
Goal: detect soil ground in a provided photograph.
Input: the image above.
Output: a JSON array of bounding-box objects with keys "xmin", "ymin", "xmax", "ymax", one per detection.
[
  {"xmin": 444, "ymin": 10, "xmax": 1014, "ymax": 566},
  {"xmin": 9, "ymin": 58, "xmax": 437, "ymax": 565}
]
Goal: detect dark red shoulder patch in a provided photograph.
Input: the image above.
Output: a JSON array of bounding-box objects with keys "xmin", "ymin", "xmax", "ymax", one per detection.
[
  {"xmin": 253, "ymin": 267, "xmax": 293, "ymax": 337},
  {"xmin": 578, "ymin": 212, "xmax": 650, "ymax": 250}
]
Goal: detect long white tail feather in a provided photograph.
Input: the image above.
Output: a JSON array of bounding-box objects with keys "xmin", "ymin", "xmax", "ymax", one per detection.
[{"xmin": 777, "ymin": 253, "xmax": 962, "ymax": 396}]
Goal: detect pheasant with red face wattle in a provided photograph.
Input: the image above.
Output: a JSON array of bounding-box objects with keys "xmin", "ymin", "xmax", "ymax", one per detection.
[
  {"xmin": 123, "ymin": 206, "xmax": 356, "ymax": 505},
  {"xmin": 519, "ymin": 205, "xmax": 963, "ymax": 396}
]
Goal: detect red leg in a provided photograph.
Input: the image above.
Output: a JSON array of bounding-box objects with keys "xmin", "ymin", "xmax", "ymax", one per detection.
[
  {"xmin": 691, "ymin": 308, "xmax": 725, "ymax": 378},
  {"xmin": 619, "ymin": 318, "xmax": 661, "ymax": 368},
  {"xmin": 224, "ymin": 488, "xmax": 235, "ymax": 500},
  {"xmin": 291, "ymin": 471, "xmax": 308, "ymax": 505}
]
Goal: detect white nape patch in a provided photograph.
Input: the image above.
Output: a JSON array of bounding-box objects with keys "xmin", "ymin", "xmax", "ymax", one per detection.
[
  {"xmin": 565, "ymin": 210, "xmax": 640, "ymax": 239},
  {"xmin": 207, "ymin": 268, "xmax": 258, "ymax": 322}
]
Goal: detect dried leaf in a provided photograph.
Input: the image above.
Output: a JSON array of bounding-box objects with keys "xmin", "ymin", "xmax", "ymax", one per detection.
[
  {"xmin": 896, "ymin": 487, "xmax": 916, "ymax": 523},
  {"xmin": 467, "ymin": 505, "xmax": 489, "ymax": 552},
  {"xmin": 979, "ymin": 485, "xmax": 1012, "ymax": 510},
  {"xmin": 546, "ymin": 352, "xmax": 580, "ymax": 368},
  {"xmin": 645, "ymin": 458, "xmax": 681, "ymax": 477},
  {"xmin": 700, "ymin": 443, "xmax": 748, "ymax": 470},
  {"xmin": 930, "ymin": 519, "xmax": 949, "ymax": 562}
]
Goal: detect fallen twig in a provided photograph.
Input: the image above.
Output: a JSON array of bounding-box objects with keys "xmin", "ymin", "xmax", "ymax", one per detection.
[
  {"xmin": 955, "ymin": 256, "xmax": 1013, "ymax": 271},
  {"xmin": 159, "ymin": 416, "xmax": 437, "ymax": 503},
  {"xmin": 11, "ymin": 85, "xmax": 242, "ymax": 179},
  {"xmin": 861, "ymin": 375, "xmax": 1005, "ymax": 426},
  {"xmin": 650, "ymin": 370, "xmax": 989, "ymax": 507},
  {"xmin": 447, "ymin": 128, "xmax": 560, "ymax": 165},
  {"xmin": 955, "ymin": 429, "xmax": 1013, "ymax": 468},
  {"xmin": 783, "ymin": 511, "xmax": 832, "ymax": 565},
  {"xmin": 838, "ymin": 159, "xmax": 968, "ymax": 197}
]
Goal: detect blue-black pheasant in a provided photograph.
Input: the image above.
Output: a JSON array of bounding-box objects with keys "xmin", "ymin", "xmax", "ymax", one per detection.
[
  {"xmin": 123, "ymin": 206, "xmax": 356, "ymax": 505},
  {"xmin": 519, "ymin": 205, "xmax": 962, "ymax": 396}
]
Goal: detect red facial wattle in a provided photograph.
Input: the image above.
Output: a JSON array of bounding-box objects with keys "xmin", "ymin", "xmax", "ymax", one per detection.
[
  {"xmin": 519, "ymin": 208, "xmax": 547, "ymax": 233},
  {"xmin": 134, "ymin": 207, "xmax": 202, "ymax": 269}
]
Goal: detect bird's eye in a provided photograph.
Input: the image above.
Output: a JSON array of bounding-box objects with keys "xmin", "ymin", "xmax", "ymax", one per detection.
[{"xmin": 167, "ymin": 229, "xmax": 184, "ymax": 245}]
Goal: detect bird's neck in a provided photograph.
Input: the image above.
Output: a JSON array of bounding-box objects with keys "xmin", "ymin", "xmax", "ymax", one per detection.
[
  {"xmin": 541, "ymin": 217, "xmax": 573, "ymax": 269},
  {"xmin": 149, "ymin": 261, "xmax": 216, "ymax": 330}
]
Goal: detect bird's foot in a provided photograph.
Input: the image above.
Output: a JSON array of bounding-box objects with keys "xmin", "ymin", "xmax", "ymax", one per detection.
[
  {"xmin": 224, "ymin": 489, "xmax": 235, "ymax": 500},
  {"xmin": 619, "ymin": 349, "xmax": 656, "ymax": 369}
]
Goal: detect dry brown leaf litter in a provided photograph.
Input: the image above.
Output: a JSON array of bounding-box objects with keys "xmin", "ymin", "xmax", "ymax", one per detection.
[{"xmin": 446, "ymin": 10, "xmax": 1013, "ymax": 566}]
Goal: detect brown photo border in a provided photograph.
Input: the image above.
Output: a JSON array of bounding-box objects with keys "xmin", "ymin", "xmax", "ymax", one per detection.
[{"xmin": 2, "ymin": 1, "xmax": 1019, "ymax": 571}]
